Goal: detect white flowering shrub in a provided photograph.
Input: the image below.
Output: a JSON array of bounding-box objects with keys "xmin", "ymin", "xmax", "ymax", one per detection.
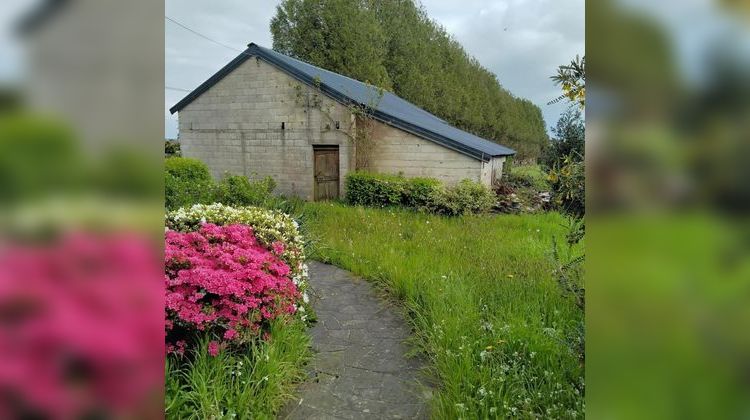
[{"xmin": 165, "ymin": 203, "xmax": 311, "ymax": 321}]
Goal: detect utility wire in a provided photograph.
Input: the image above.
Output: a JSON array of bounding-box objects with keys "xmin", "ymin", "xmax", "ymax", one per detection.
[
  {"xmin": 165, "ymin": 86, "xmax": 192, "ymax": 92},
  {"xmin": 165, "ymin": 16, "xmax": 243, "ymax": 53}
]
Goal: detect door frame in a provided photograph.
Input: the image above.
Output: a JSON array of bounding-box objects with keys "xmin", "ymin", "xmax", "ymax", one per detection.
[{"xmin": 312, "ymin": 145, "xmax": 340, "ymax": 201}]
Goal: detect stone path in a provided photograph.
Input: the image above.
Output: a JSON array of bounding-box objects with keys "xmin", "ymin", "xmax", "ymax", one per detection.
[{"xmin": 280, "ymin": 262, "xmax": 430, "ymax": 419}]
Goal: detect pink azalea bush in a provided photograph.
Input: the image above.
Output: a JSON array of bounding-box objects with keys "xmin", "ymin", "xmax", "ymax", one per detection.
[
  {"xmin": 165, "ymin": 223, "xmax": 300, "ymax": 354},
  {"xmin": 0, "ymin": 233, "xmax": 163, "ymax": 419}
]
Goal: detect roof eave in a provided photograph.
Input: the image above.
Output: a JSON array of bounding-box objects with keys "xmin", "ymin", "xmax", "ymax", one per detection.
[{"xmin": 169, "ymin": 43, "xmax": 517, "ymax": 161}]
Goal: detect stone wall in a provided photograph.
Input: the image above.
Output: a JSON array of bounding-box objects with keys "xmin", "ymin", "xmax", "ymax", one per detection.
[
  {"xmin": 177, "ymin": 57, "xmax": 353, "ymax": 201},
  {"xmin": 176, "ymin": 56, "xmax": 496, "ymax": 200}
]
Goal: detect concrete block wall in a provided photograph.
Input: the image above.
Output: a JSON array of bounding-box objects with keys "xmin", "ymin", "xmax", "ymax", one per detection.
[
  {"xmin": 367, "ymin": 120, "xmax": 485, "ymax": 185},
  {"xmin": 480, "ymin": 156, "xmax": 506, "ymax": 186},
  {"xmin": 176, "ymin": 55, "xmax": 500, "ymax": 200},
  {"xmin": 177, "ymin": 57, "xmax": 354, "ymax": 201}
]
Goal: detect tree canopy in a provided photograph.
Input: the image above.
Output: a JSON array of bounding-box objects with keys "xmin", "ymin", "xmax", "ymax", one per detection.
[{"xmin": 270, "ymin": 0, "xmax": 548, "ymax": 160}]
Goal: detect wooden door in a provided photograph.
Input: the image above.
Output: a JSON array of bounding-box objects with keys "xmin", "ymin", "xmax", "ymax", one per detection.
[{"xmin": 313, "ymin": 146, "xmax": 339, "ymax": 201}]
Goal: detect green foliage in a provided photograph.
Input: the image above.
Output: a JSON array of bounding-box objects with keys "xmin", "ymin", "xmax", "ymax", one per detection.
[
  {"xmin": 165, "ymin": 157, "xmax": 211, "ymax": 183},
  {"xmin": 345, "ymin": 172, "xmax": 494, "ymax": 215},
  {"xmin": 542, "ymin": 108, "xmax": 585, "ymax": 169},
  {"xmin": 271, "ymin": 0, "xmax": 392, "ymax": 89},
  {"xmin": 344, "ymin": 171, "xmax": 407, "ymax": 207},
  {"xmin": 165, "ymin": 157, "xmax": 214, "ymax": 210},
  {"xmin": 550, "ymin": 55, "xmax": 586, "ymax": 108},
  {"xmin": 506, "ymin": 164, "xmax": 550, "ymax": 192},
  {"xmin": 0, "ymin": 115, "xmax": 84, "ymax": 202},
  {"xmin": 403, "ymin": 177, "xmax": 442, "ymax": 210},
  {"xmin": 548, "ymin": 156, "xmax": 585, "ymax": 218},
  {"xmin": 432, "ymin": 179, "xmax": 496, "ymax": 216},
  {"xmin": 164, "ymin": 157, "xmax": 283, "ymax": 210},
  {"xmin": 95, "ymin": 148, "xmax": 163, "ymax": 198},
  {"xmin": 302, "ymin": 203, "xmax": 584, "ymax": 418},
  {"xmin": 165, "ymin": 318, "xmax": 311, "ymax": 419},
  {"xmin": 165, "ymin": 139, "xmax": 181, "ymax": 157},
  {"xmin": 212, "ymin": 174, "xmax": 277, "ymax": 208},
  {"xmin": 270, "ymin": 0, "xmax": 548, "ymax": 160}
]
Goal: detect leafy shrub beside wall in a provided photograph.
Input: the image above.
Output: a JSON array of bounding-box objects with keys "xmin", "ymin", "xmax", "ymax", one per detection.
[
  {"xmin": 403, "ymin": 177, "xmax": 442, "ymax": 211},
  {"xmin": 165, "ymin": 157, "xmax": 214, "ymax": 210},
  {"xmin": 433, "ymin": 179, "xmax": 497, "ymax": 216},
  {"xmin": 344, "ymin": 171, "xmax": 494, "ymax": 215},
  {"xmin": 165, "ymin": 157, "xmax": 278, "ymax": 210},
  {"xmin": 213, "ymin": 175, "xmax": 277, "ymax": 208},
  {"xmin": 345, "ymin": 172, "xmax": 407, "ymax": 207}
]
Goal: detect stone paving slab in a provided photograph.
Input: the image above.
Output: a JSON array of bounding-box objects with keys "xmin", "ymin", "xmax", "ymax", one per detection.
[{"xmin": 280, "ymin": 262, "xmax": 430, "ymax": 419}]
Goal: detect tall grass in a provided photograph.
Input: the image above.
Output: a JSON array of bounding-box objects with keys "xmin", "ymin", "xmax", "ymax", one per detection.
[
  {"xmin": 165, "ymin": 318, "xmax": 311, "ymax": 419},
  {"xmin": 303, "ymin": 203, "xmax": 584, "ymax": 418}
]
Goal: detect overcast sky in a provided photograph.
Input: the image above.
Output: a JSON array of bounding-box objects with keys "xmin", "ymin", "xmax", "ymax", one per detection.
[{"xmin": 165, "ymin": 0, "xmax": 584, "ymax": 139}]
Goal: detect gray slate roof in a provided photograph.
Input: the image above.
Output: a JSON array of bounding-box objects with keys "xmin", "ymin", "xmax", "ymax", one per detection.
[{"xmin": 171, "ymin": 43, "xmax": 515, "ymax": 161}]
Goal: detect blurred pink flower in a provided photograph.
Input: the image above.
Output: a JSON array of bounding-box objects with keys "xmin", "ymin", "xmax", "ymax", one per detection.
[
  {"xmin": 207, "ymin": 341, "xmax": 220, "ymax": 357},
  {"xmin": 0, "ymin": 232, "xmax": 163, "ymax": 418}
]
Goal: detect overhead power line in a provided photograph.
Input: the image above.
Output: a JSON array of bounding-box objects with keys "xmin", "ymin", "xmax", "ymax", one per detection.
[
  {"xmin": 165, "ymin": 86, "xmax": 192, "ymax": 92},
  {"xmin": 165, "ymin": 16, "xmax": 242, "ymax": 53}
]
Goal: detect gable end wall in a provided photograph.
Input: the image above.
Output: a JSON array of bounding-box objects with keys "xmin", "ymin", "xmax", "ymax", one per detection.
[{"xmin": 176, "ymin": 57, "xmax": 492, "ymax": 201}]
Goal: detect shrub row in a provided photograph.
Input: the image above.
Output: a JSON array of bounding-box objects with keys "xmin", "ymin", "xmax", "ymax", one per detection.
[
  {"xmin": 345, "ymin": 171, "xmax": 495, "ymax": 215},
  {"xmin": 165, "ymin": 157, "xmax": 276, "ymax": 210}
]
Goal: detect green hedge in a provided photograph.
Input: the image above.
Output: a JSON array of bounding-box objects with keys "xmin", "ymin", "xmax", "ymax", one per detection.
[
  {"xmin": 165, "ymin": 157, "xmax": 214, "ymax": 210},
  {"xmin": 213, "ymin": 175, "xmax": 277, "ymax": 208},
  {"xmin": 165, "ymin": 157, "xmax": 277, "ymax": 210},
  {"xmin": 345, "ymin": 172, "xmax": 407, "ymax": 207},
  {"xmin": 344, "ymin": 171, "xmax": 494, "ymax": 215}
]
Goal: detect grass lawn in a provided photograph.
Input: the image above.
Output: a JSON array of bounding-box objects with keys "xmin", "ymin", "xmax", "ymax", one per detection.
[
  {"xmin": 165, "ymin": 318, "xmax": 311, "ymax": 419},
  {"xmin": 302, "ymin": 203, "xmax": 584, "ymax": 418}
]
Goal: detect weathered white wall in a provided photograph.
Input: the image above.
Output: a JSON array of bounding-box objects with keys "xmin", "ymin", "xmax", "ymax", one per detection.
[
  {"xmin": 178, "ymin": 57, "xmax": 354, "ymax": 201},
  {"xmin": 367, "ymin": 120, "xmax": 484, "ymax": 185},
  {"xmin": 480, "ymin": 157, "xmax": 506, "ymax": 186}
]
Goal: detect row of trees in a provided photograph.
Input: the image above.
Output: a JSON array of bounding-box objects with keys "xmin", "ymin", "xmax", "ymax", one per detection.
[{"xmin": 270, "ymin": 0, "xmax": 548, "ymax": 160}]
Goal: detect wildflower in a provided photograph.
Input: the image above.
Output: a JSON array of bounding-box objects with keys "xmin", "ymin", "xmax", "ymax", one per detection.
[{"xmin": 224, "ymin": 329, "xmax": 238, "ymax": 340}]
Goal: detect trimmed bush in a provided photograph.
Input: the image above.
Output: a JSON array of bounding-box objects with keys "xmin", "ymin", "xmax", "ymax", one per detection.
[
  {"xmin": 433, "ymin": 179, "xmax": 496, "ymax": 216},
  {"xmin": 345, "ymin": 171, "xmax": 407, "ymax": 207},
  {"xmin": 213, "ymin": 174, "xmax": 277, "ymax": 207},
  {"xmin": 404, "ymin": 177, "xmax": 442, "ymax": 211},
  {"xmin": 165, "ymin": 157, "xmax": 214, "ymax": 210},
  {"xmin": 344, "ymin": 172, "xmax": 494, "ymax": 215},
  {"xmin": 165, "ymin": 157, "xmax": 211, "ymax": 182}
]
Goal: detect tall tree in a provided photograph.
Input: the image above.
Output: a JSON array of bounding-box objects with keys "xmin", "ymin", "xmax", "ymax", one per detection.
[
  {"xmin": 270, "ymin": 0, "xmax": 392, "ymax": 89},
  {"xmin": 270, "ymin": 0, "xmax": 549, "ymax": 160}
]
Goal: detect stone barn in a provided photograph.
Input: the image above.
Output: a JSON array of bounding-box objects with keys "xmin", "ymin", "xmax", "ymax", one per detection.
[{"xmin": 170, "ymin": 43, "xmax": 515, "ymax": 201}]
